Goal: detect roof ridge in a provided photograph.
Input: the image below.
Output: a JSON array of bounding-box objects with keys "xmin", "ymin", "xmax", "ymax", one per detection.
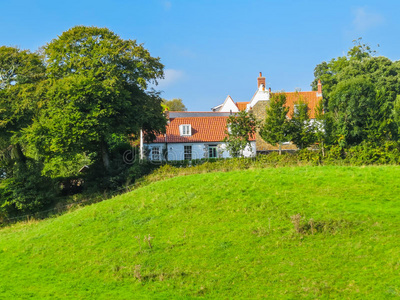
[
  {"xmin": 171, "ymin": 116, "xmax": 229, "ymax": 119},
  {"xmin": 170, "ymin": 111, "xmax": 228, "ymax": 113},
  {"xmin": 273, "ymin": 91, "xmax": 316, "ymax": 94}
]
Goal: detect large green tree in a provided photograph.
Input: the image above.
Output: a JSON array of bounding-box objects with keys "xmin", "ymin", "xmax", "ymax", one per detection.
[
  {"xmin": 311, "ymin": 39, "xmax": 400, "ymax": 146},
  {"xmin": 25, "ymin": 26, "xmax": 167, "ymax": 171},
  {"xmin": 259, "ymin": 93, "xmax": 290, "ymax": 155},
  {"xmin": 0, "ymin": 47, "xmax": 58, "ymax": 215},
  {"xmin": 314, "ymin": 99, "xmax": 327, "ymax": 155},
  {"xmin": 0, "ymin": 46, "xmax": 45, "ymax": 170},
  {"xmin": 224, "ymin": 110, "xmax": 257, "ymax": 157},
  {"xmin": 289, "ymin": 100, "xmax": 316, "ymax": 149},
  {"xmin": 328, "ymin": 78, "xmax": 379, "ymax": 146}
]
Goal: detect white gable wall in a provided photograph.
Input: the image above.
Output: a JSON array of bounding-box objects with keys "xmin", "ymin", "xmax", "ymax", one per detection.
[
  {"xmin": 219, "ymin": 95, "xmax": 239, "ymax": 113},
  {"xmin": 246, "ymin": 85, "xmax": 270, "ymax": 111}
]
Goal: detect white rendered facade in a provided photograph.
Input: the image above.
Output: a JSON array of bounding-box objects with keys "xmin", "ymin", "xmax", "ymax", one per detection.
[{"xmin": 145, "ymin": 141, "xmax": 256, "ymax": 162}]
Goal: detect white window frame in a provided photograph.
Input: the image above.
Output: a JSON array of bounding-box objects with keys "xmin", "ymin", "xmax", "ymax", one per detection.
[
  {"xmin": 179, "ymin": 124, "xmax": 192, "ymax": 136},
  {"xmin": 152, "ymin": 146, "xmax": 161, "ymax": 161},
  {"xmin": 184, "ymin": 145, "xmax": 192, "ymax": 160},
  {"xmin": 208, "ymin": 144, "xmax": 217, "ymax": 158}
]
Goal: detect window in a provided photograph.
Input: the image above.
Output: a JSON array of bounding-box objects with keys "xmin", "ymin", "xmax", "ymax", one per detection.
[
  {"xmin": 227, "ymin": 124, "xmax": 232, "ymax": 134},
  {"xmin": 208, "ymin": 145, "xmax": 217, "ymax": 158},
  {"xmin": 184, "ymin": 145, "xmax": 192, "ymax": 160},
  {"xmin": 294, "ymin": 104, "xmax": 299, "ymax": 114},
  {"xmin": 152, "ymin": 147, "xmax": 161, "ymax": 160},
  {"xmin": 179, "ymin": 124, "xmax": 192, "ymax": 136}
]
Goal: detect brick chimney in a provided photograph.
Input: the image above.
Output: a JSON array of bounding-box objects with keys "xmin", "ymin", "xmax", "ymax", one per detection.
[
  {"xmin": 257, "ymin": 72, "xmax": 266, "ymax": 89},
  {"xmin": 317, "ymin": 79, "xmax": 322, "ymax": 97}
]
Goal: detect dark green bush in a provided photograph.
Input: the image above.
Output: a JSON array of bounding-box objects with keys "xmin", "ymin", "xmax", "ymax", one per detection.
[
  {"xmin": 127, "ymin": 160, "xmax": 159, "ymax": 184},
  {"xmin": 343, "ymin": 141, "xmax": 400, "ymax": 165},
  {"xmin": 0, "ymin": 160, "xmax": 58, "ymax": 218}
]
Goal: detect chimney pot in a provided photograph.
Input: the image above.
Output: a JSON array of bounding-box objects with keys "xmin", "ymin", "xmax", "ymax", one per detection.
[
  {"xmin": 257, "ymin": 72, "xmax": 266, "ymax": 88},
  {"xmin": 317, "ymin": 79, "xmax": 322, "ymax": 95}
]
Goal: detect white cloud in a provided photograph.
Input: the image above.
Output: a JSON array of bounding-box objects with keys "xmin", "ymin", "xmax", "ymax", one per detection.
[
  {"xmin": 353, "ymin": 7, "xmax": 384, "ymax": 32},
  {"xmin": 157, "ymin": 69, "xmax": 185, "ymax": 88}
]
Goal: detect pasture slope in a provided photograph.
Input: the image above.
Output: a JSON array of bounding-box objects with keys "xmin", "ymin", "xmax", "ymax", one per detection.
[{"xmin": 1, "ymin": 166, "xmax": 400, "ymax": 299}]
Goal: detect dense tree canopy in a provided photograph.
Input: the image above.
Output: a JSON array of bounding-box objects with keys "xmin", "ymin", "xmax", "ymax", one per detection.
[
  {"xmin": 25, "ymin": 26, "xmax": 166, "ymax": 170},
  {"xmin": 0, "ymin": 46, "xmax": 45, "ymax": 170},
  {"xmin": 289, "ymin": 100, "xmax": 316, "ymax": 149},
  {"xmin": 0, "ymin": 26, "xmax": 168, "ymax": 216},
  {"xmin": 259, "ymin": 93, "xmax": 290, "ymax": 155},
  {"xmin": 312, "ymin": 39, "xmax": 400, "ymax": 146}
]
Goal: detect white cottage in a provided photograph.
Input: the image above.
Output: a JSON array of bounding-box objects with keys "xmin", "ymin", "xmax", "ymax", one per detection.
[
  {"xmin": 145, "ymin": 72, "xmax": 323, "ymax": 160},
  {"xmin": 145, "ymin": 111, "xmax": 256, "ymax": 161}
]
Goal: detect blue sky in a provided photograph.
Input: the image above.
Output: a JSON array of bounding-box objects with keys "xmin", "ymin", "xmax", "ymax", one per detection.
[{"xmin": 1, "ymin": 0, "xmax": 399, "ymax": 111}]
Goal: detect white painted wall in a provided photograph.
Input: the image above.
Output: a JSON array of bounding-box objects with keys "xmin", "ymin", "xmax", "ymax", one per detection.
[
  {"xmin": 219, "ymin": 95, "xmax": 239, "ymax": 113},
  {"xmin": 166, "ymin": 143, "xmax": 205, "ymax": 161},
  {"xmin": 145, "ymin": 141, "xmax": 256, "ymax": 161},
  {"xmin": 218, "ymin": 141, "xmax": 256, "ymax": 158},
  {"xmin": 244, "ymin": 141, "xmax": 257, "ymax": 157},
  {"xmin": 246, "ymin": 85, "xmax": 270, "ymax": 110}
]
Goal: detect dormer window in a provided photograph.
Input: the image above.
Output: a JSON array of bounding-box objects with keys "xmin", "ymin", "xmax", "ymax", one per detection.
[{"xmin": 179, "ymin": 124, "xmax": 192, "ymax": 136}]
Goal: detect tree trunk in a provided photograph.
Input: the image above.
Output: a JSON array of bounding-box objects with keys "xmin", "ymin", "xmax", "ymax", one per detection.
[
  {"xmin": 278, "ymin": 142, "xmax": 282, "ymax": 155},
  {"xmin": 12, "ymin": 143, "xmax": 26, "ymax": 164},
  {"xmin": 100, "ymin": 139, "xmax": 110, "ymax": 171}
]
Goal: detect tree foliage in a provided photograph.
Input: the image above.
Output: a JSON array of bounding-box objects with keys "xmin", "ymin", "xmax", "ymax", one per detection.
[
  {"xmin": 0, "ymin": 160, "xmax": 57, "ymax": 216},
  {"xmin": 314, "ymin": 99, "xmax": 327, "ymax": 155},
  {"xmin": 0, "ymin": 47, "xmax": 45, "ymax": 151},
  {"xmin": 312, "ymin": 38, "xmax": 400, "ymax": 146},
  {"xmin": 288, "ymin": 100, "xmax": 316, "ymax": 149},
  {"xmin": 0, "ymin": 46, "xmax": 44, "ymax": 89},
  {"xmin": 0, "ymin": 46, "xmax": 46, "ymax": 182},
  {"xmin": 259, "ymin": 93, "xmax": 290, "ymax": 154},
  {"xmin": 0, "ymin": 27, "xmax": 168, "ymax": 216},
  {"xmin": 163, "ymin": 98, "xmax": 187, "ymax": 111},
  {"xmin": 223, "ymin": 110, "xmax": 257, "ymax": 157},
  {"xmin": 24, "ymin": 26, "xmax": 167, "ymax": 170}
]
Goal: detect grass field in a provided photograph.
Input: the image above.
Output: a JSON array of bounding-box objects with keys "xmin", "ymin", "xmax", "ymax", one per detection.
[{"xmin": 1, "ymin": 166, "xmax": 400, "ymax": 299}]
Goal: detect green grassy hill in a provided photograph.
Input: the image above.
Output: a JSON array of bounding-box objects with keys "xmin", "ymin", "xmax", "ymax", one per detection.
[{"xmin": 1, "ymin": 166, "xmax": 400, "ymax": 299}]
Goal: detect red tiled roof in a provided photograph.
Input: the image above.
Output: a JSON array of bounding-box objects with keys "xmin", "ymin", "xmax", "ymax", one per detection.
[
  {"xmin": 274, "ymin": 91, "xmax": 321, "ymax": 119},
  {"xmin": 236, "ymin": 102, "xmax": 249, "ymax": 111},
  {"xmin": 151, "ymin": 116, "xmax": 256, "ymax": 143},
  {"xmin": 153, "ymin": 116, "xmax": 223, "ymax": 143}
]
